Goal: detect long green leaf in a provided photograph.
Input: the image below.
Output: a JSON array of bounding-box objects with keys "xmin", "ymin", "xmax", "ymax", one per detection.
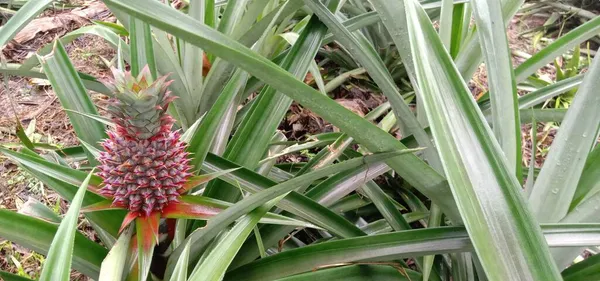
[
  {"xmin": 203, "ymin": 153, "xmax": 366, "ymax": 239},
  {"xmin": 518, "ymin": 74, "xmax": 584, "ymax": 109},
  {"xmin": 167, "ymin": 150, "xmax": 410, "ymax": 275},
  {"xmin": 0, "ymin": 63, "xmax": 110, "ymax": 94},
  {"xmin": 224, "ymin": 224, "xmax": 600, "ymax": 281},
  {"xmin": 170, "ymin": 195, "xmax": 322, "ymax": 229},
  {"xmin": 19, "ymin": 197, "xmax": 61, "ymax": 223},
  {"xmin": 38, "ymin": 41, "xmax": 107, "ymax": 164},
  {"xmin": 21, "ymin": 25, "xmax": 130, "ymax": 71},
  {"xmin": 515, "ymin": 16, "xmax": 600, "ymax": 82},
  {"xmin": 0, "ymin": 0, "xmax": 52, "ymax": 47},
  {"xmin": 100, "ymin": 0, "xmax": 460, "ymax": 222},
  {"xmin": 570, "ymin": 145, "xmax": 600, "ymax": 209},
  {"xmin": 274, "ymin": 265, "xmax": 421, "ymax": 281},
  {"xmin": 562, "ymin": 253, "xmax": 600, "ymax": 281},
  {"xmin": 206, "ymin": 16, "xmax": 328, "ymax": 202},
  {"xmin": 98, "ymin": 226, "xmax": 133, "ymax": 281},
  {"xmin": 129, "ymin": 17, "xmax": 156, "ymax": 77},
  {"xmin": 403, "ymin": 0, "xmax": 561, "ymax": 280},
  {"xmin": 152, "ymin": 25, "xmax": 194, "ymax": 128},
  {"xmin": 528, "ymin": 47, "xmax": 600, "ymax": 222},
  {"xmin": 0, "ymin": 211, "xmax": 106, "ymax": 279},
  {"xmin": 0, "ymin": 147, "xmax": 124, "ymax": 236},
  {"xmin": 305, "ymin": 0, "xmax": 440, "ymax": 171},
  {"xmin": 188, "ymin": 69, "xmax": 248, "ymax": 169},
  {"xmin": 200, "ymin": 0, "xmax": 302, "ymax": 116},
  {"xmin": 471, "ymin": 0, "xmax": 521, "ymax": 176},
  {"xmin": 188, "ymin": 198, "xmax": 281, "ymax": 281},
  {"xmin": 181, "ymin": 0, "xmax": 205, "ymax": 116},
  {"xmin": 454, "ymin": 0, "xmax": 522, "ymax": 80},
  {"xmin": 438, "ymin": 0, "xmax": 453, "ymax": 48},
  {"xmin": 0, "ymin": 271, "xmax": 34, "ymax": 281},
  {"xmin": 39, "ymin": 171, "xmax": 94, "ymax": 281},
  {"xmin": 169, "ymin": 241, "xmax": 191, "ymax": 281},
  {"xmin": 230, "ymin": 163, "xmax": 391, "ymax": 269}
]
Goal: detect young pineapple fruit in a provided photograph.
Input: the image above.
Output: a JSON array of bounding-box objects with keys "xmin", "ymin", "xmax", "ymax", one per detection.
[{"xmin": 97, "ymin": 67, "xmax": 192, "ymax": 217}]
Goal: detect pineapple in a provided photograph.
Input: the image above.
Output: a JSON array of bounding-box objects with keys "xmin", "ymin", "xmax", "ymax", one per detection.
[{"xmin": 97, "ymin": 67, "xmax": 192, "ymax": 217}]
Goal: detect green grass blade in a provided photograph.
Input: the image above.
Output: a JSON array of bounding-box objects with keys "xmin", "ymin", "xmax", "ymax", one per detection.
[
  {"xmin": 38, "ymin": 171, "xmax": 96, "ymax": 281},
  {"xmin": 403, "ymin": 0, "xmax": 561, "ymax": 280},
  {"xmin": 0, "ymin": 0, "xmax": 52, "ymax": 47},
  {"xmin": 14, "ymin": 117, "xmax": 34, "ymax": 150},
  {"xmin": 471, "ymin": 0, "xmax": 521, "ymax": 177},
  {"xmin": 37, "ymin": 41, "xmax": 107, "ymax": 164},
  {"xmin": 528, "ymin": 48, "xmax": 600, "ymax": 222},
  {"xmin": 100, "ymin": 0, "xmax": 460, "ymax": 221},
  {"xmin": 515, "ymin": 16, "xmax": 600, "ymax": 82}
]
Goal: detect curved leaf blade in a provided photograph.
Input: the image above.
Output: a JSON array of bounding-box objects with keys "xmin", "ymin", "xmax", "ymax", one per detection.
[
  {"xmin": 39, "ymin": 171, "xmax": 97, "ymax": 281},
  {"xmin": 0, "ymin": 0, "xmax": 52, "ymax": 47},
  {"xmin": 38, "ymin": 41, "xmax": 107, "ymax": 164},
  {"xmin": 471, "ymin": 0, "xmax": 521, "ymax": 176},
  {"xmin": 225, "ymin": 224, "xmax": 600, "ymax": 281},
  {"xmin": 403, "ymin": 1, "xmax": 561, "ymax": 280},
  {"xmin": 528, "ymin": 48, "xmax": 600, "ymax": 222},
  {"xmin": 98, "ymin": 226, "xmax": 133, "ymax": 281}
]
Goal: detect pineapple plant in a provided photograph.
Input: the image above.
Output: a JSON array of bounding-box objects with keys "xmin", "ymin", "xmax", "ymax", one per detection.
[{"xmin": 0, "ymin": 0, "xmax": 600, "ymax": 281}]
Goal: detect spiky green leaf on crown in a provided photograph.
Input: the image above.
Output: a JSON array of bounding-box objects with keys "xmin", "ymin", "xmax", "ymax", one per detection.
[{"xmin": 107, "ymin": 66, "xmax": 177, "ymax": 140}]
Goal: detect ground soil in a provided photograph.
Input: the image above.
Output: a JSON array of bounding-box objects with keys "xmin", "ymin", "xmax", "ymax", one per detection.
[{"xmin": 0, "ymin": 1, "xmax": 596, "ymax": 279}]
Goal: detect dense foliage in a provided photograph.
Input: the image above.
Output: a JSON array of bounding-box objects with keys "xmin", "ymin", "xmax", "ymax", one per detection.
[{"xmin": 1, "ymin": 0, "xmax": 600, "ymax": 281}]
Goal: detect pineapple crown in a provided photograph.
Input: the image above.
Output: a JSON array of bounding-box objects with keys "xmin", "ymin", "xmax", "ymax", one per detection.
[{"xmin": 106, "ymin": 66, "xmax": 177, "ymax": 140}]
